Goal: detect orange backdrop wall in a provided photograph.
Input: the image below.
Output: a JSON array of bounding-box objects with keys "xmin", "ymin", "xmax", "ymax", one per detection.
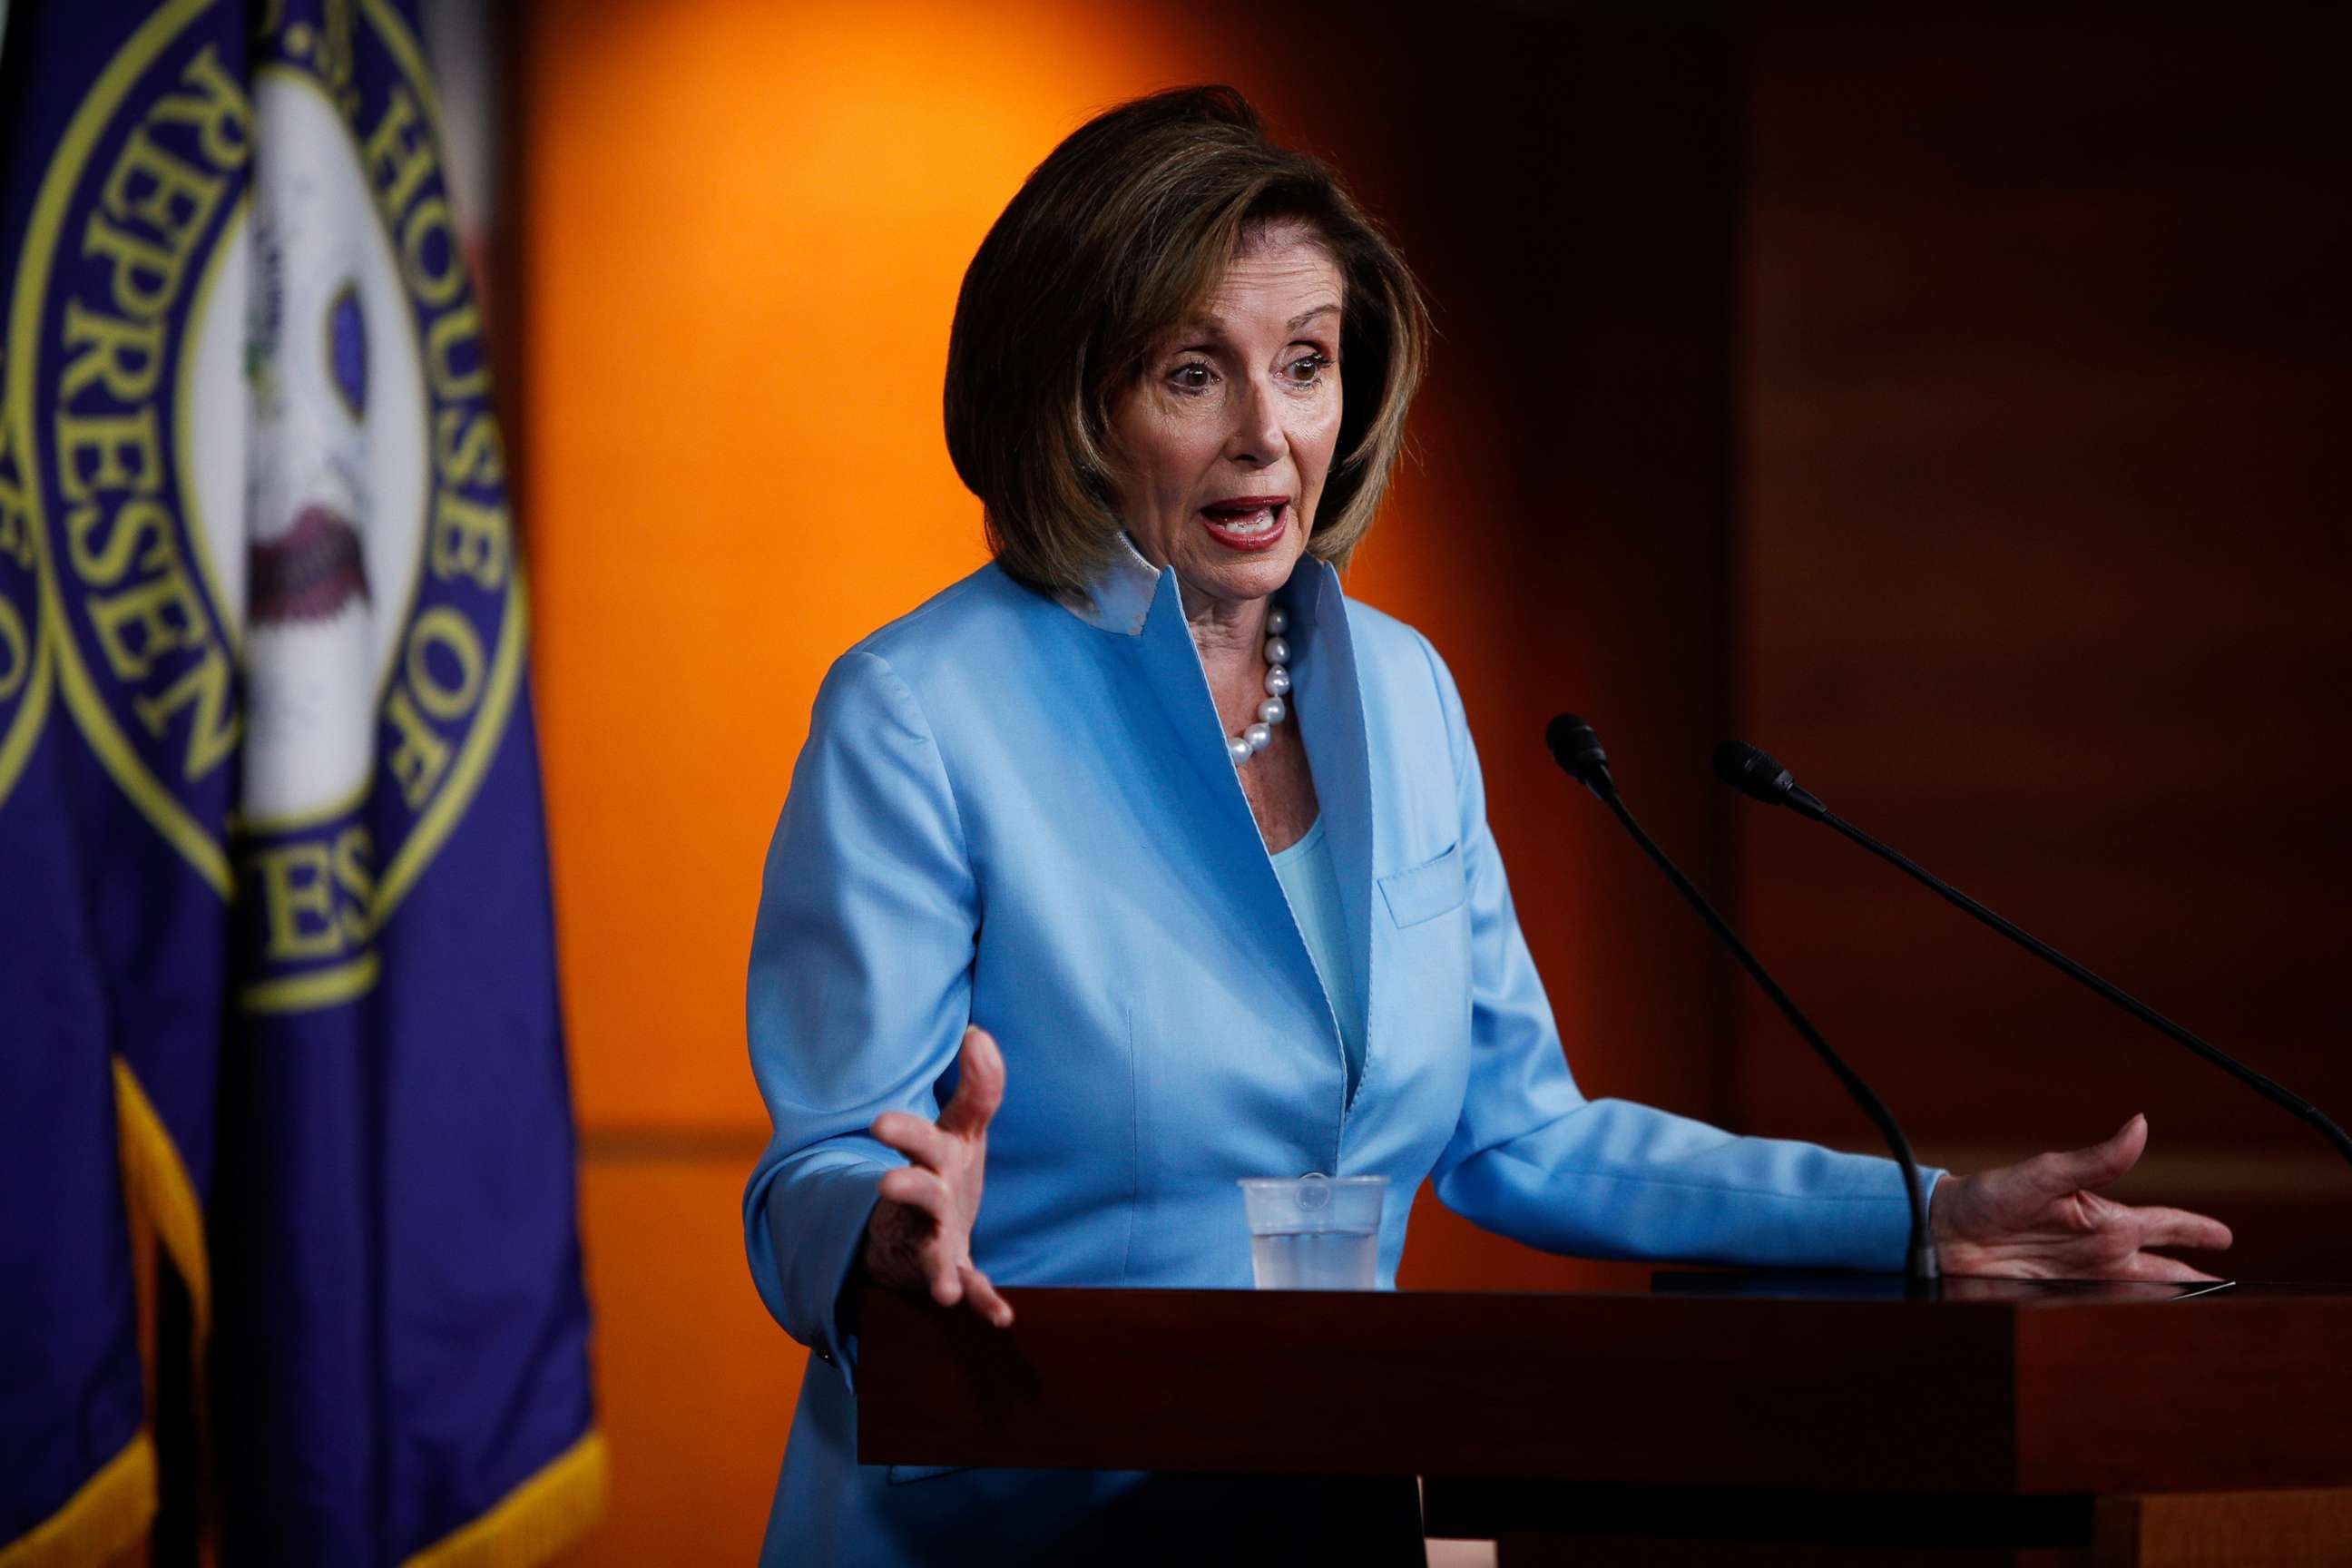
[{"xmin": 520, "ymin": 4, "xmax": 1740, "ymax": 1559}]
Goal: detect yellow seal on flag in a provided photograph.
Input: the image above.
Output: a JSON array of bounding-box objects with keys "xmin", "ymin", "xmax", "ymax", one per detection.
[{"xmin": 6, "ymin": 0, "xmax": 524, "ymax": 1013}]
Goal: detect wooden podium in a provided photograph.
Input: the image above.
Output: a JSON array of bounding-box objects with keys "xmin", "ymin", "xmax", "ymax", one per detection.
[{"xmin": 855, "ymin": 1278, "xmax": 2352, "ymax": 1565}]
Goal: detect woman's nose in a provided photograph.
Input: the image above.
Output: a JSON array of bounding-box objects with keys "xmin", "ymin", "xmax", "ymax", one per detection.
[{"xmin": 1221, "ymin": 375, "xmax": 1288, "ymax": 468}]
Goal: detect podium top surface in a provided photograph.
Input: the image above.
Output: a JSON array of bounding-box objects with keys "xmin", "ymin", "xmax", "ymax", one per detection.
[
  {"xmin": 1644, "ymin": 1269, "xmax": 2298, "ymax": 1301},
  {"xmin": 854, "ymin": 1279, "xmax": 2352, "ymax": 1494}
]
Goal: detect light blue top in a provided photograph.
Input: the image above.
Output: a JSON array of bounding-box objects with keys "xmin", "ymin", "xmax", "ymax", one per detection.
[
  {"xmin": 741, "ymin": 538, "xmax": 1940, "ymax": 1566},
  {"xmin": 1269, "ymin": 816, "xmax": 1367, "ymax": 1104}
]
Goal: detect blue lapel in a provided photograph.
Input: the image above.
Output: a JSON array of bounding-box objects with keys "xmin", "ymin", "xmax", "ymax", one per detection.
[
  {"xmin": 1062, "ymin": 542, "xmax": 1377, "ymax": 1135},
  {"xmin": 1132, "ymin": 567, "xmax": 1265, "ymax": 854},
  {"xmin": 1283, "ymin": 557, "xmax": 1375, "ymax": 1112}
]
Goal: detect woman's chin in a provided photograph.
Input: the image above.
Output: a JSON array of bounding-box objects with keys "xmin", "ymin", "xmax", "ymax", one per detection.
[
  {"xmin": 1174, "ymin": 529, "xmax": 1307, "ymax": 604},
  {"xmin": 1180, "ymin": 555, "xmax": 1298, "ymax": 609}
]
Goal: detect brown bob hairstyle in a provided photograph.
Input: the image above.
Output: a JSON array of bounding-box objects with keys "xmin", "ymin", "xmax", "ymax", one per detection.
[{"xmin": 944, "ymin": 85, "xmax": 1430, "ymax": 596}]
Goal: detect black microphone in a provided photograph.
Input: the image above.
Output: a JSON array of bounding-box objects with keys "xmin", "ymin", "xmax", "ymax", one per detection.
[
  {"xmin": 1713, "ymin": 740, "xmax": 2352, "ymax": 1173},
  {"xmin": 1548, "ymin": 715, "xmax": 1940, "ymax": 1291},
  {"xmin": 1545, "ymin": 713, "xmax": 1615, "ymax": 800},
  {"xmin": 1712, "ymin": 739, "xmax": 1826, "ymax": 821}
]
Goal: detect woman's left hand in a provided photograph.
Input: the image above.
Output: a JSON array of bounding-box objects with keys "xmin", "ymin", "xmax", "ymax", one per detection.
[{"xmin": 1929, "ymin": 1113, "xmax": 2233, "ymax": 1281}]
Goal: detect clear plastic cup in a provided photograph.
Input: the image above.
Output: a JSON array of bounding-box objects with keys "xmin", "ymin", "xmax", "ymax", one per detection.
[{"xmin": 1237, "ymin": 1173, "xmax": 1387, "ymax": 1289}]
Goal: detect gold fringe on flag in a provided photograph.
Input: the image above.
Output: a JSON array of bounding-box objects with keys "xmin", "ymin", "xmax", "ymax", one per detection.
[
  {"xmin": 401, "ymin": 1431, "xmax": 610, "ymax": 1568},
  {"xmin": 0, "ymin": 1432, "xmax": 156, "ymax": 1568},
  {"xmin": 111, "ymin": 1058, "xmax": 209, "ymax": 1339}
]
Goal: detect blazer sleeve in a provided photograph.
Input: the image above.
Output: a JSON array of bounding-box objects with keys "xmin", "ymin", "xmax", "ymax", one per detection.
[
  {"xmin": 1415, "ymin": 638, "xmax": 1937, "ymax": 1269},
  {"xmin": 740, "ymin": 650, "xmax": 978, "ymax": 1387}
]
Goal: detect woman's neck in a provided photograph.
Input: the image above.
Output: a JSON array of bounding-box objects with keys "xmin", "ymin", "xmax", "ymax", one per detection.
[{"xmin": 1176, "ymin": 578, "xmax": 1271, "ymax": 691}]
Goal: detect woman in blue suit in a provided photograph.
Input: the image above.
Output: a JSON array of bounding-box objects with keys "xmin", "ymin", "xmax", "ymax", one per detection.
[{"xmin": 741, "ymin": 87, "xmax": 2229, "ymax": 1565}]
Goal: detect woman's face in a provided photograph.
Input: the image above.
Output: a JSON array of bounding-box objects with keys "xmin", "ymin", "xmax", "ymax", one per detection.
[{"xmin": 1108, "ymin": 225, "xmax": 1345, "ymax": 609}]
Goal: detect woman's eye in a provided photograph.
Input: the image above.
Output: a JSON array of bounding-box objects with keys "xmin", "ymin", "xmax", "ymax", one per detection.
[
  {"xmin": 1168, "ymin": 362, "xmax": 1214, "ymax": 391},
  {"xmin": 1286, "ymin": 352, "xmax": 1333, "ymax": 383}
]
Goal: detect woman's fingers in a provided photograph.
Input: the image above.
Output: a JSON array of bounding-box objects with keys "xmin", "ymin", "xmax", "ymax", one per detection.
[
  {"xmin": 871, "ymin": 1111, "xmax": 960, "ymax": 1172},
  {"xmin": 2119, "ymin": 1249, "xmax": 2224, "ymax": 1284},
  {"xmin": 936, "ymin": 1025, "xmax": 1006, "ymax": 1138},
  {"xmin": 959, "ymin": 1264, "xmax": 1014, "ymax": 1328},
  {"xmin": 871, "ymin": 1180, "xmax": 989, "ymax": 1309},
  {"xmin": 877, "ymin": 1165, "xmax": 951, "ymax": 1223},
  {"xmin": 1937, "ymin": 1120, "xmax": 2238, "ymax": 1286},
  {"xmin": 2132, "ymin": 1205, "xmax": 2233, "ymax": 1253},
  {"xmin": 2020, "ymin": 1113, "xmax": 2148, "ymax": 1200},
  {"xmin": 866, "ymin": 1024, "xmax": 1007, "ymax": 1314}
]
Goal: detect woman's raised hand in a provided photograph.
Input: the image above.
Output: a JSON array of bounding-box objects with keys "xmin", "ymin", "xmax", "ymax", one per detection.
[
  {"xmin": 1930, "ymin": 1114, "xmax": 2233, "ymax": 1282},
  {"xmin": 863, "ymin": 1024, "xmax": 1014, "ymax": 1327}
]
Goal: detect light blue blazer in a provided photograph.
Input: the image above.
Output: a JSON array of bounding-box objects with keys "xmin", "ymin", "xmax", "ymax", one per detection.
[{"xmin": 742, "ymin": 542, "xmax": 1931, "ymax": 1566}]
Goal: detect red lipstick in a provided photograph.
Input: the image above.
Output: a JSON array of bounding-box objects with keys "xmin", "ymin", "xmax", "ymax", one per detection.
[{"xmin": 1197, "ymin": 496, "xmax": 1290, "ymax": 554}]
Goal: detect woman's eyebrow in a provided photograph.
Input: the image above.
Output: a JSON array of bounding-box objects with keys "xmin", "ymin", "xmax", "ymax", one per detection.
[{"xmin": 1288, "ymin": 304, "xmax": 1340, "ymax": 331}]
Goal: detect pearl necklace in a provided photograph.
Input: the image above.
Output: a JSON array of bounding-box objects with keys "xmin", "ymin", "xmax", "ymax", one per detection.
[{"xmin": 1227, "ymin": 603, "xmax": 1293, "ymax": 765}]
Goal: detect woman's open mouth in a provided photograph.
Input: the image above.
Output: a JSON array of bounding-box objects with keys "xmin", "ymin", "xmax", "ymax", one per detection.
[{"xmin": 1197, "ymin": 496, "xmax": 1290, "ymax": 553}]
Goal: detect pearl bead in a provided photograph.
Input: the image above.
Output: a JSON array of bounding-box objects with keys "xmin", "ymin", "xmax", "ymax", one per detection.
[{"xmin": 1220, "ymin": 600, "xmax": 1293, "ymax": 763}]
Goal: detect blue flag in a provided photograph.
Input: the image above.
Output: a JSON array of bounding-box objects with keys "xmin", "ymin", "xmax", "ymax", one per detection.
[
  {"xmin": 3, "ymin": 4, "xmax": 211, "ymax": 1561},
  {"xmin": 2, "ymin": 2, "xmax": 603, "ymax": 1561},
  {"xmin": 1, "ymin": 407, "xmax": 156, "ymax": 1568}
]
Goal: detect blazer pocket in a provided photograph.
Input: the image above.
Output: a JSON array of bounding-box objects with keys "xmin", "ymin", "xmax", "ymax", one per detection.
[{"xmin": 1378, "ymin": 843, "xmax": 1467, "ymax": 928}]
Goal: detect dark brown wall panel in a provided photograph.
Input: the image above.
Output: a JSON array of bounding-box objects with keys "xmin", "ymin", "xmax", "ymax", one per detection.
[{"xmin": 1733, "ymin": 11, "xmax": 2352, "ymax": 1257}]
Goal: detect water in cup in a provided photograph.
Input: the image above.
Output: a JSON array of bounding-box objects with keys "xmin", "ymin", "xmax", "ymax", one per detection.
[
  {"xmin": 1238, "ymin": 1173, "xmax": 1387, "ymax": 1289},
  {"xmin": 1250, "ymin": 1229, "xmax": 1378, "ymax": 1289}
]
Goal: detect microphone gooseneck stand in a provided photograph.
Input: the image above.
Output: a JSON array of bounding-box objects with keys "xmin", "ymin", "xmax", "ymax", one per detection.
[
  {"xmin": 1713, "ymin": 740, "xmax": 2352, "ymax": 1175},
  {"xmin": 1546, "ymin": 716, "xmax": 1942, "ymax": 1295}
]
